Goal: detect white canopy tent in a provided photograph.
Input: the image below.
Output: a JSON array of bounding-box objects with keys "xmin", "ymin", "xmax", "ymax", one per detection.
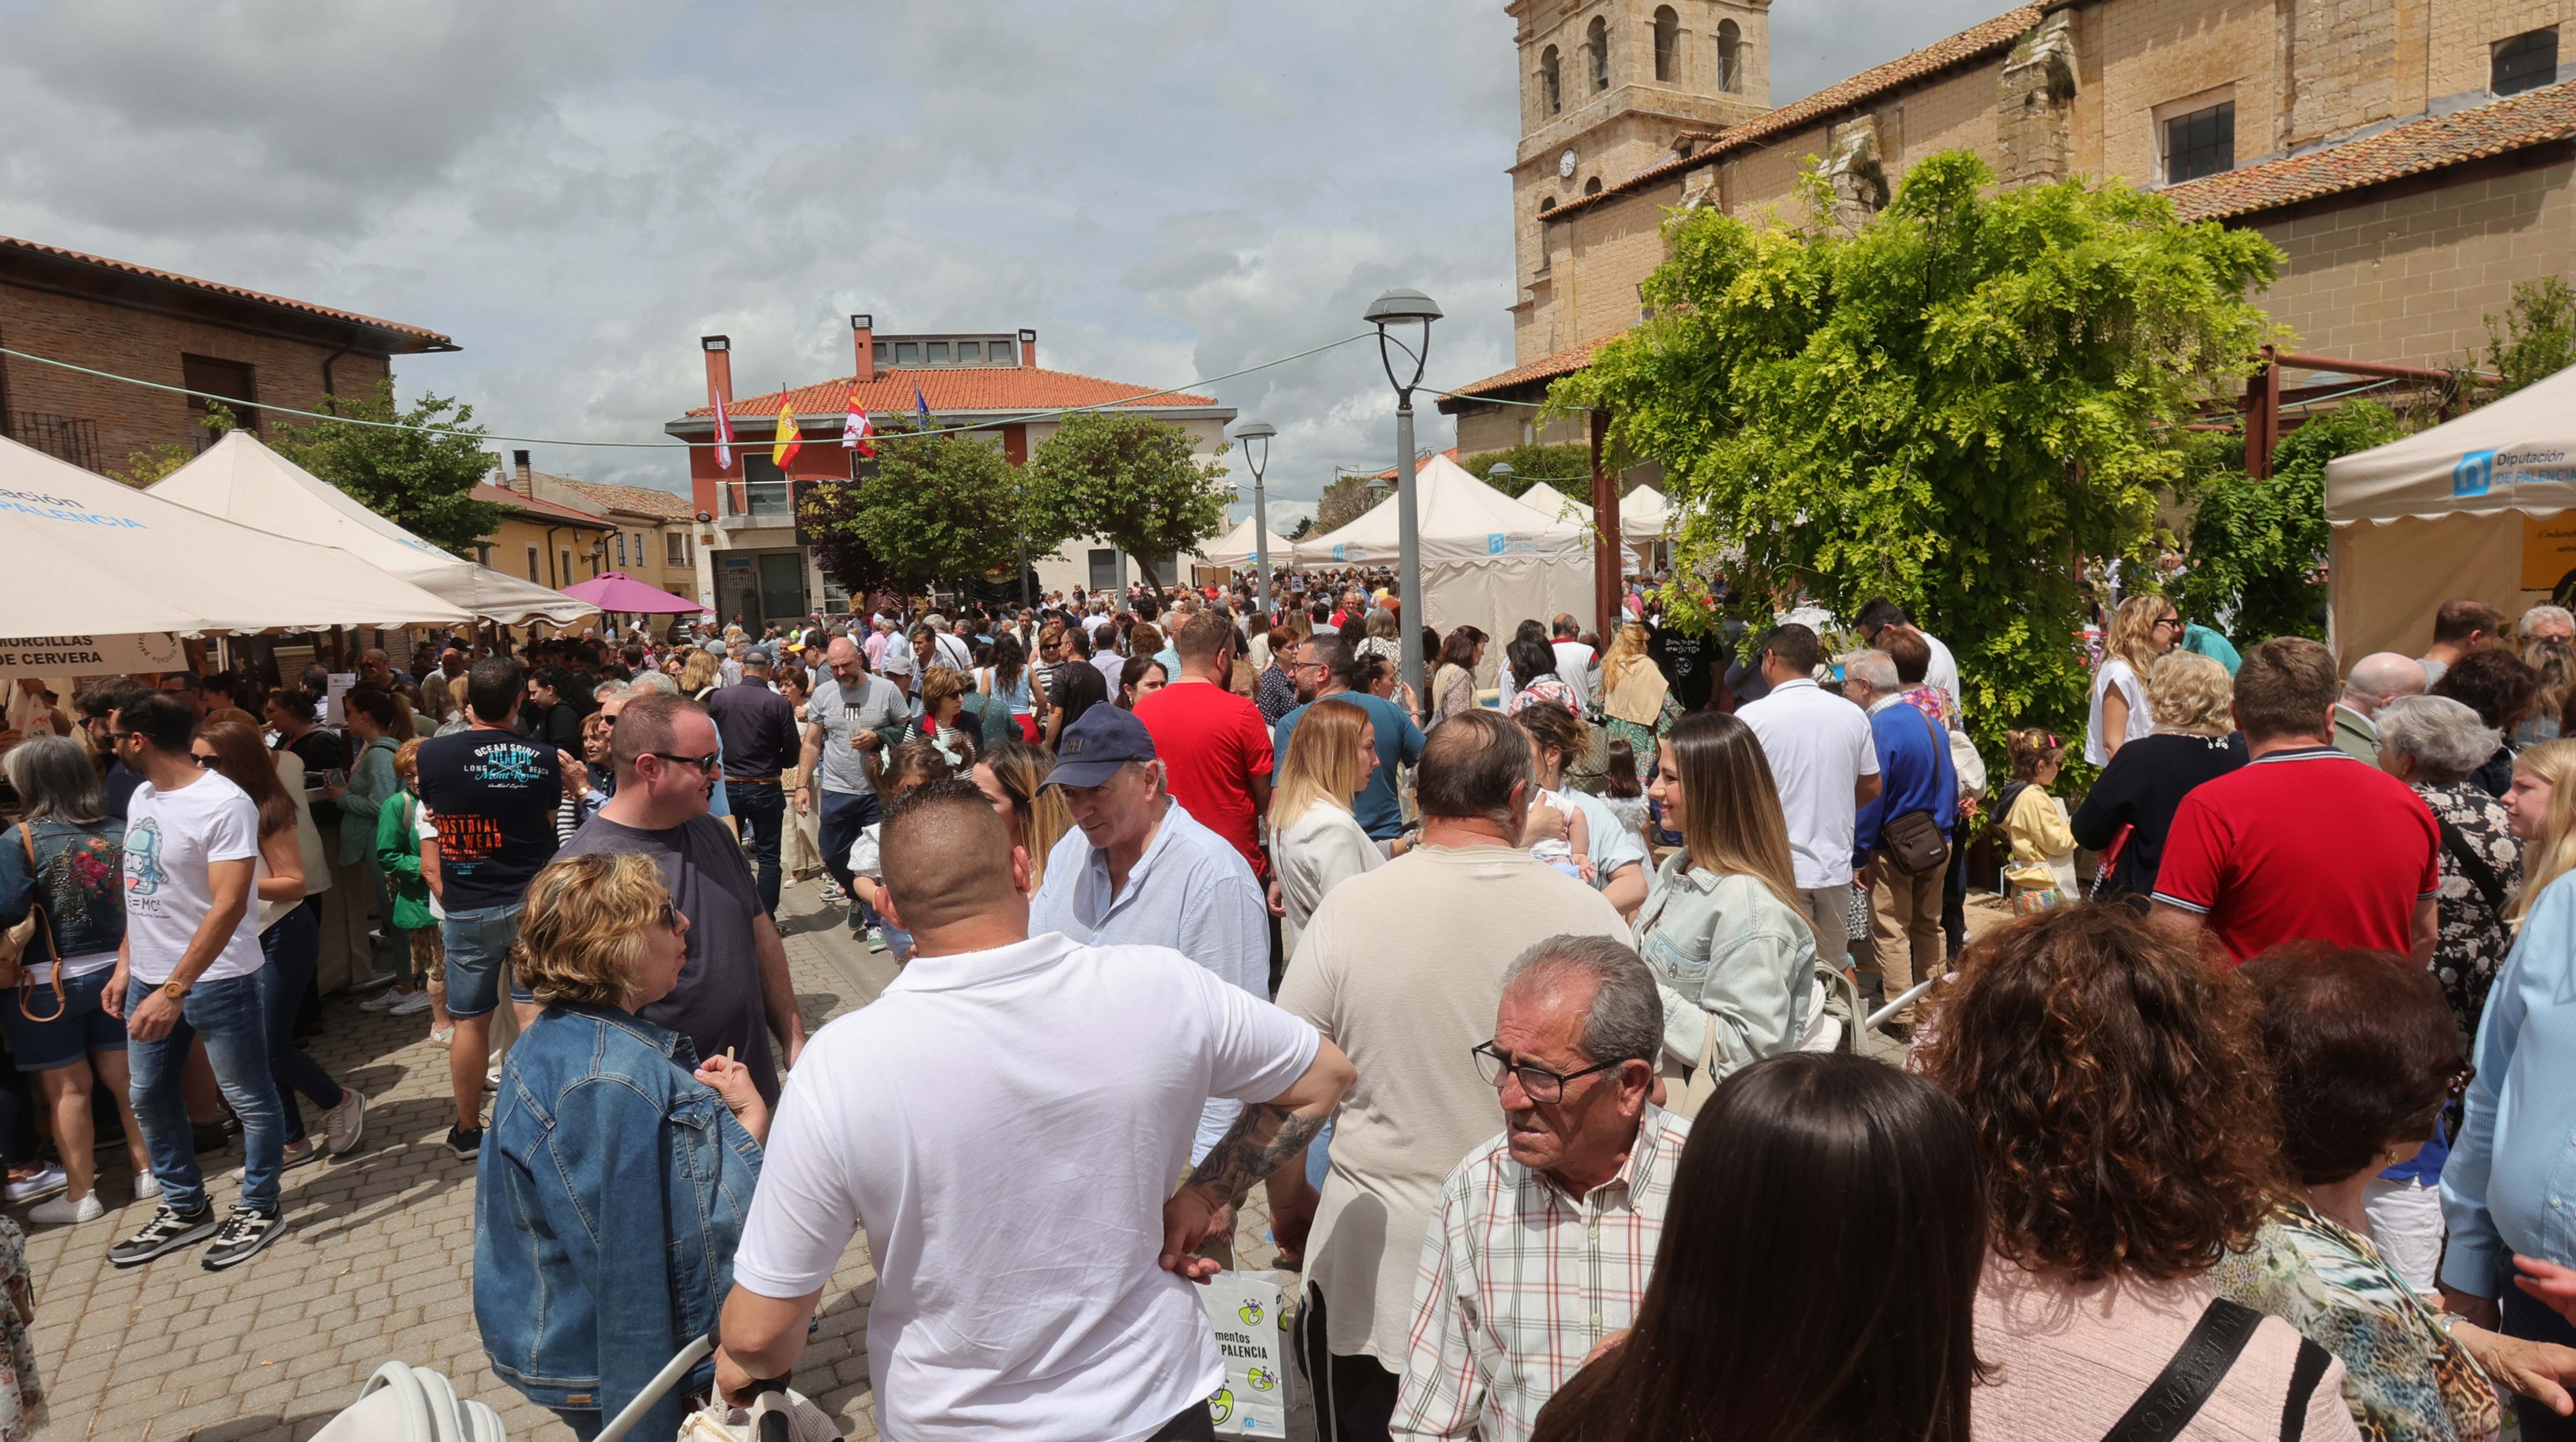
[
  {"xmin": 0, "ymin": 434, "xmax": 471, "ymax": 637},
  {"xmin": 1513, "ymin": 480, "xmax": 1594, "ymax": 524},
  {"xmin": 1620, "ymin": 485, "xmax": 1670, "ymax": 542},
  {"xmin": 2323, "ymin": 363, "xmax": 2576, "ymax": 661},
  {"xmin": 151, "ymin": 432, "xmax": 597, "ymax": 627},
  {"xmin": 1295, "ymin": 454, "xmax": 1594, "ymax": 677},
  {"xmin": 1200, "ymin": 514, "xmax": 1297, "ymax": 570}
]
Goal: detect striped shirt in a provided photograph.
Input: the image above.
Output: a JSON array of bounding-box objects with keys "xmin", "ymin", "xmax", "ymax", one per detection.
[{"xmin": 1392, "ymin": 1104, "xmax": 1691, "ymax": 1441}]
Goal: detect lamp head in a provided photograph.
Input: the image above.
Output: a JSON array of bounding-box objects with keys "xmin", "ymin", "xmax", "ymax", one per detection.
[
  {"xmin": 1363, "ymin": 289, "xmax": 1443, "ymax": 325},
  {"xmin": 1364, "ymin": 289, "xmax": 1441, "ymax": 401},
  {"xmin": 1232, "ymin": 418, "xmax": 1276, "ymax": 482},
  {"xmin": 1489, "ymin": 463, "xmax": 1515, "ymax": 480}
]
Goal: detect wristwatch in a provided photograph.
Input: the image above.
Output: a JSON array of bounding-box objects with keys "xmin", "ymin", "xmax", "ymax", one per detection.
[{"xmin": 162, "ymin": 979, "xmax": 190, "ymax": 1002}]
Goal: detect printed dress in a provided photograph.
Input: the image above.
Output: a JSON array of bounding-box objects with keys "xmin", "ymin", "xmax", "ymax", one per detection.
[
  {"xmin": 2209, "ymin": 1199, "xmax": 2500, "ymax": 1441},
  {"xmin": 2412, "ymin": 779, "xmax": 2522, "ymax": 1049}
]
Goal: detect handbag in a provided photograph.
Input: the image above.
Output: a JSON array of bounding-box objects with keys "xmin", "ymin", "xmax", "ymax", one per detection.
[
  {"xmin": 2100, "ymin": 1297, "xmax": 2332, "ymax": 1442},
  {"xmin": 0, "ymin": 828, "xmax": 68, "ymax": 1023},
  {"xmin": 1878, "ymin": 706, "xmax": 1954, "ymax": 876}
]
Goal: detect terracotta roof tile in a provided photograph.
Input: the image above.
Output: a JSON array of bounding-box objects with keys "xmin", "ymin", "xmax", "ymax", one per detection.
[
  {"xmin": 1543, "ymin": 5, "xmax": 2045, "ymax": 223},
  {"xmin": 472, "ymin": 483, "xmax": 608, "ymax": 527},
  {"xmin": 1443, "ymin": 336, "xmax": 1619, "ymax": 402},
  {"xmin": 546, "ymin": 475, "xmax": 694, "ymax": 520},
  {"xmin": 2167, "ymin": 82, "xmax": 2576, "ymax": 222},
  {"xmin": 1373, "ymin": 447, "xmax": 1459, "ymax": 480},
  {"xmin": 0, "ymin": 234, "xmax": 454, "ymax": 348},
  {"xmin": 674, "ymin": 367, "xmax": 1220, "ymax": 427}
]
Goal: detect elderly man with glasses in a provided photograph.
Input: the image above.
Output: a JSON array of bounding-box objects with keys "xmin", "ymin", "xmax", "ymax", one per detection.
[
  {"xmin": 1394, "ymin": 936, "xmax": 1688, "ymax": 1442},
  {"xmin": 558, "ymin": 692, "xmax": 804, "ymax": 1110}
]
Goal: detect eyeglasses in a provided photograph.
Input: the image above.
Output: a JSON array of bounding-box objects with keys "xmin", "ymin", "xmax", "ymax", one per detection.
[
  {"xmin": 1471, "ymin": 1041, "xmax": 1619, "ymax": 1105},
  {"xmin": 647, "ymin": 750, "xmax": 722, "ymax": 775},
  {"xmin": 190, "ymin": 753, "xmax": 221, "ymax": 770},
  {"xmin": 2153, "ymin": 615, "xmax": 2185, "ymax": 632},
  {"xmin": 655, "ymin": 900, "xmax": 682, "ymax": 933}
]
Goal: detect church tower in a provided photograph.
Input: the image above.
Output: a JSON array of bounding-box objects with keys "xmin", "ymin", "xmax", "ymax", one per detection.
[{"xmin": 1506, "ymin": 0, "xmax": 1772, "ymax": 356}]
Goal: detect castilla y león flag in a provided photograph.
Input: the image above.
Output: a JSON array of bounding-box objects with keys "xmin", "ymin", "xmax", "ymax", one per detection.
[{"xmin": 841, "ymin": 391, "xmax": 876, "ymax": 457}]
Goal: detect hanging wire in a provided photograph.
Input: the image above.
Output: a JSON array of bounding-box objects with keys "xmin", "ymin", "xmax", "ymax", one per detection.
[{"xmin": 0, "ymin": 332, "xmax": 1384, "ymax": 451}]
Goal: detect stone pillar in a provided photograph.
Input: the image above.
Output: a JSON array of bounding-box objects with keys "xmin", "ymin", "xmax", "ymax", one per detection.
[{"xmin": 1996, "ymin": 11, "xmax": 2077, "ymax": 188}]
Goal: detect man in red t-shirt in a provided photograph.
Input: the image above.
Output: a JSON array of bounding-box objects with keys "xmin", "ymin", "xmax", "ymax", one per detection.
[
  {"xmin": 1133, "ymin": 611, "xmax": 1274, "ymax": 878},
  {"xmin": 2152, "ymin": 636, "xmax": 2440, "ymax": 963}
]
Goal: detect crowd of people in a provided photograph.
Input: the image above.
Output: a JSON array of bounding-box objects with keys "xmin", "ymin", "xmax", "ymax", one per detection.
[{"xmin": 5, "ymin": 575, "xmax": 2576, "ymax": 1442}]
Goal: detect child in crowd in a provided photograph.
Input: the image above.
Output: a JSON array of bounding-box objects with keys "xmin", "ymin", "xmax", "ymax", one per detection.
[
  {"xmin": 1523, "ymin": 785, "xmax": 1596, "ymax": 883},
  {"xmin": 1999, "ymin": 728, "xmax": 2079, "ymax": 912},
  {"xmin": 844, "ymin": 740, "xmax": 957, "ymax": 962},
  {"xmin": 371, "ymin": 740, "xmax": 448, "ymax": 1035},
  {"xmin": 1596, "ymin": 738, "xmax": 1652, "ymax": 850}
]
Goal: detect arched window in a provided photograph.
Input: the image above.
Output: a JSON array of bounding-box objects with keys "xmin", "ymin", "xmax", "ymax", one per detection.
[
  {"xmin": 1539, "ymin": 196, "xmax": 1557, "ymax": 212},
  {"xmin": 1586, "ymin": 16, "xmax": 1610, "ymax": 92},
  {"xmin": 1717, "ymin": 19, "xmax": 1743, "ymax": 92},
  {"xmin": 1540, "ymin": 44, "xmax": 1562, "ymax": 115},
  {"xmin": 1584, "ymin": 176, "xmax": 1604, "ymax": 195},
  {"xmin": 1654, "ymin": 6, "xmax": 1680, "ymax": 82}
]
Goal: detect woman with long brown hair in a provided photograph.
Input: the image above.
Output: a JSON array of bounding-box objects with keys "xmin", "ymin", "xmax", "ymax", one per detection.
[
  {"xmin": 194, "ymin": 721, "xmax": 364, "ymax": 1168},
  {"xmin": 1630, "ymin": 710, "xmax": 1821, "ymax": 1115},
  {"xmin": 972, "ymin": 740, "xmax": 1072, "ymax": 889},
  {"xmin": 1531, "ymin": 1053, "xmax": 1987, "ymax": 1442},
  {"xmin": 1917, "ymin": 904, "xmax": 2361, "ymax": 1440}
]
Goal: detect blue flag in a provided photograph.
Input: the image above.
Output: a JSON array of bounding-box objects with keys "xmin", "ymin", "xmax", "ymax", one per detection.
[{"xmin": 915, "ymin": 386, "xmax": 932, "ymax": 431}]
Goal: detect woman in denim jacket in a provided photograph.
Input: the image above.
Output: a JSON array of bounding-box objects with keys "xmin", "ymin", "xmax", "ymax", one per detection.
[
  {"xmin": 473, "ymin": 853, "xmax": 767, "ymax": 1440},
  {"xmin": 1631, "ymin": 712, "xmax": 1821, "ymax": 1115},
  {"xmin": 0, "ymin": 736, "xmax": 154, "ymax": 1224}
]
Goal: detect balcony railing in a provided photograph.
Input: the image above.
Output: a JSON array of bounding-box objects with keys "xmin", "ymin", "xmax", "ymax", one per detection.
[{"xmin": 3, "ymin": 412, "xmax": 102, "ymax": 473}]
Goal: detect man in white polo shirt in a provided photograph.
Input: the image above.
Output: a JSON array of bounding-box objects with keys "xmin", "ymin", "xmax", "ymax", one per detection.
[
  {"xmin": 1734, "ymin": 622, "xmax": 1881, "ymax": 975},
  {"xmin": 717, "ymin": 780, "xmax": 1353, "ymax": 1442}
]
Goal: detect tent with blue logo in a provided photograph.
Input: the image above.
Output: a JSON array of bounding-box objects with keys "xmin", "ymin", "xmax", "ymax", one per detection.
[
  {"xmin": 1293, "ymin": 452, "xmax": 1592, "ymax": 679},
  {"xmin": 2325, "ymin": 362, "xmax": 2576, "ymax": 662}
]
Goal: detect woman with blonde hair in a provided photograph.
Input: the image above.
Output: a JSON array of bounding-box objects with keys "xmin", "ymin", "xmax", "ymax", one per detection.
[
  {"xmin": 1634, "ymin": 710, "xmax": 1823, "ymax": 1114},
  {"xmin": 476, "ymin": 853, "xmax": 766, "ymax": 1441},
  {"xmin": 2072, "ymin": 648, "xmax": 2247, "ymax": 908},
  {"xmin": 972, "ymin": 740, "xmax": 1073, "ymax": 889},
  {"xmin": 1599, "ymin": 622, "xmax": 1682, "ymax": 769},
  {"xmin": 1268, "ymin": 697, "xmax": 1384, "ymax": 956},
  {"xmin": 2086, "ymin": 592, "xmax": 2183, "ymax": 764},
  {"xmin": 678, "ymin": 648, "xmax": 722, "ymax": 701}
]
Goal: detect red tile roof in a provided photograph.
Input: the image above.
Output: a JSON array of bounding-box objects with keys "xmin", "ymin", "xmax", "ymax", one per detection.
[
  {"xmin": 2167, "ymin": 82, "xmax": 2576, "ymax": 222},
  {"xmin": 546, "ymin": 475, "xmax": 694, "ymax": 520},
  {"xmin": 0, "ymin": 233, "xmax": 455, "ymax": 348},
  {"xmin": 1543, "ymin": 4, "xmax": 2046, "ymax": 223},
  {"xmin": 1443, "ymin": 335, "xmax": 1620, "ymax": 403},
  {"xmin": 675, "ymin": 367, "xmax": 1221, "ymax": 426},
  {"xmin": 472, "ymin": 483, "xmax": 609, "ymax": 527},
  {"xmin": 1373, "ymin": 447, "xmax": 1460, "ymax": 480}
]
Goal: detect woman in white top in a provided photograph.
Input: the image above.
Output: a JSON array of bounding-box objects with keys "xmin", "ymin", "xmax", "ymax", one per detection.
[
  {"xmin": 2085, "ymin": 593, "xmax": 2182, "ymax": 765},
  {"xmin": 1268, "ymin": 696, "xmax": 1386, "ymax": 957}
]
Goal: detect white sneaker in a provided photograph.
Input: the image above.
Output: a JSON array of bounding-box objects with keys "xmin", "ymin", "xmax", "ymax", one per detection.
[
  {"xmin": 359, "ymin": 988, "xmax": 404, "ymax": 1012},
  {"xmin": 3, "ymin": 1164, "xmax": 64, "ymax": 1205},
  {"xmin": 388, "ymin": 989, "xmax": 433, "ymax": 1016},
  {"xmin": 321, "ymin": 1087, "xmax": 367, "ymax": 1156},
  {"xmin": 132, "ymin": 1172, "xmax": 161, "ymax": 1202},
  {"xmin": 27, "ymin": 1192, "xmax": 103, "ymax": 1226},
  {"xmin": 484, "ymin": 1066, "xmax": 500, "ymax": 1092}
]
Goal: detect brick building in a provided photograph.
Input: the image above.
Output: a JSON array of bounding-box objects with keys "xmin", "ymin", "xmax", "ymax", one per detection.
[
  {"xmin": 1445, "ymin": 0, "xmax": 2574, "ymax": 448},
  {"xmin": 0, "ymin": 234, "xmax": 454, "ymax": 475},
  {"xmin": 662, "ymin": 317, "xmax": 1234, "ymax": 628}
]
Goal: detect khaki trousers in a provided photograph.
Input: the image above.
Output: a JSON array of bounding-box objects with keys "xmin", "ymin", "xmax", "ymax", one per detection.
[
  {"xmin": 1865, "ymin": 852, "xmax": 1946, "ymax": 1019},
  {"xmin": 1791, "ymin": 885, "xmax": 1851, "ymax": 971}
]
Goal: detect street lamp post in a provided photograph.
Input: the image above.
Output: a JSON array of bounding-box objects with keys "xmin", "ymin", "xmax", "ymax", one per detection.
[
  {"xmin": 1364, "ymin": 288, "xmax": 1442, "ymax": 701},
  {"xmin": 1232, "ymin": 419, "xmax": 1278, "ymax": 620}
]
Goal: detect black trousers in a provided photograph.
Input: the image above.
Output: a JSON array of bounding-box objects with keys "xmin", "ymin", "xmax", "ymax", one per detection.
[
  {"xmin": 1141, "ymin": 1400, "xmax": 1218, "ymax": 1441},
  {"xmin": 1296, "ymin": 1284, "xmax": 1402, "ymax": 1442}
]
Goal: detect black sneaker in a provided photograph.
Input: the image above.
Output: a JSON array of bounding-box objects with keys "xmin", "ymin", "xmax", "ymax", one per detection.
[
  {"xmin": 192, "ymin": 1120, "xmax": 230, "ymax": 1154},
  {"xmin": 200, "ymin": 1205, "xmax": 287, "ymax": 1271},
  {"xmin": 108, "ymin": 1202, "xmax": 218, "ymax": 1267},
  {"xmin": 446, "ymin": 1125, "xmax": 484, "ymax": 1161}
]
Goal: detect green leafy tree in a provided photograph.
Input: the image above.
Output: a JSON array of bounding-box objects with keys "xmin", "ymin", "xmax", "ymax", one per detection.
[
  {"xmin": 110, "ymin": 403, "xmax": 237, "ymax": 488},
  {"xmin": 1311, "ymin": 474, "xmax": 1381, "ymax": 535},
  {"xmin": 794, "ymin": 479, "xmax": 901, "ymax": 600},
  {"xmin": 2175, "ymin": 401, "xmax": 2412, "ymax": 646},
  {"xmin": 1460, "ymin": 443, "xmax": 1596, "ymax": 497},
  {"xmin": 2483, "ymin": 276, "xmax": 2576, "ymax": 396},
  {"xmin": 806, "ymin": 431, "xmax": 1030, "ymax": 591},
  {"xmin": 1286, "ymin": 515, "xmax": 1314, "ymax": 541},
  {"xmin": 264, "ymin": 380, "xmax": 502, "ymax": 555},
  {"xmin": 1559, "ymin": 152, "xmax": 2280, "ymax": 750},
  {"xmin": 1026, "ymin": 412, "xmax": 1230, "ymax": 590}
]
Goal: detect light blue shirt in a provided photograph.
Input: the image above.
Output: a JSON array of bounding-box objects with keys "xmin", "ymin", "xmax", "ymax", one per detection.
[
  {"xmin": 2442, "ymin": 867, "xmax": 2576, "ymax": 1297},
  {"xmin": 1030, "ymin": 798, "xmax": 1270, "ymax": 1160}
]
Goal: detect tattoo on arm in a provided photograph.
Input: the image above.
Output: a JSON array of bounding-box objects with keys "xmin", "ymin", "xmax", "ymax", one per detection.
[{"xmin": 1184, "ymin": 1102, "xmax": 1327, "ymax": 1205}]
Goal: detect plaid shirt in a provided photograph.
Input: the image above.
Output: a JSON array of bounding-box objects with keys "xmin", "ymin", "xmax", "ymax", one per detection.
[{"xmin": 1391, "ymin": 1105, "xmax": 1691, "ymax": 1441}]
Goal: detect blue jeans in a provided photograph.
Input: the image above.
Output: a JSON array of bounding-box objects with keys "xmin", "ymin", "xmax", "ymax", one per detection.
[
  {"xmin": 257, "ymin": 906, "xmax": 343, "ymax": 1145},
  {"xmin": 2506, "ymin": 1272, "xmax": 2576, "ymax": 1439},
  {"xmin": 126, "ymin": 973, "xmax": 286, "ymax": 1213},
  {"xmin": 816, "ymin": 790, "xmax": 881, "ymax": 928},
  {"xmin": 726, "ymin": 780, "xmax": 786, "ymax": 916}
]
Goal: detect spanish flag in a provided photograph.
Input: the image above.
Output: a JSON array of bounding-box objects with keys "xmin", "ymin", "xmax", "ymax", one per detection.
[{"xmin": 772, "ymin": 393, "xmax": 802, "ymax": 469}]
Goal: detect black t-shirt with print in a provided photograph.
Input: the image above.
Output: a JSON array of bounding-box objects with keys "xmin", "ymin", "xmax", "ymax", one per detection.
[{"xmin": 416, "ymin": 727, "xmax": 562, "ymax": 913}]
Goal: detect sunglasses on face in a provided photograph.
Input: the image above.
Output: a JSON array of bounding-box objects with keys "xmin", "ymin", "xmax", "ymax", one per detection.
[
  {"xmin": 648, "ymin": 750, "xmax": 722, "ymax": 775},
  {"xmin": 191, "ymin": 753, "xmax": 221, "ymax": 770}
]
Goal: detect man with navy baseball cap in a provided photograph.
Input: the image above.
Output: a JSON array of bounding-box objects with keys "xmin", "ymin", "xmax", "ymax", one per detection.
[{"xmin": 1033, "ymin": 706, "xmax": 1270, "ymax": 1167}]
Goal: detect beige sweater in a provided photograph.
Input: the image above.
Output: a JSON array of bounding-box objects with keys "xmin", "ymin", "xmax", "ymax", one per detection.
[{"xmin": 1974, "ymin": 1261, "xmax": 2363, "ymax": 1441}]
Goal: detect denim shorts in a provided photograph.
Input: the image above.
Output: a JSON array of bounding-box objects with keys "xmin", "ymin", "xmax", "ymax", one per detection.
[
  {"xmin": 2, "ymin": 965, "xmax": 128, "ymax": 1071},
  {"xmin": 440, "ymin": 903, "xmax": 532, "ymax": 1019}
]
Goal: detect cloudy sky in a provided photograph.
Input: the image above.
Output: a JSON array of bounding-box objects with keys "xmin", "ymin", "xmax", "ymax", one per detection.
[{"xmin": 0, "ymin": 0, "xmax": 2009, "ymax": 531}]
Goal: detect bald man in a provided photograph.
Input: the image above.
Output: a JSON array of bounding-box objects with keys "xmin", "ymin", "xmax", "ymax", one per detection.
[
  {"xmin": 2336, "ymin": 652, "xmax": 2431, "ymax": 762},
  {"xmin": 719, "ymin": 780, "xmax": 1352, "ymax": 1442},
  {"xmin": 796, "ymin": 637, "xmax": 908, "ymax": 934}
]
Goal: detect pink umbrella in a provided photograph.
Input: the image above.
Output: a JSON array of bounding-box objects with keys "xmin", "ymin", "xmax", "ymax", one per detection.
[{"xmin": 559, "ymin": 572, "xmax": 706, "ymax": 615}]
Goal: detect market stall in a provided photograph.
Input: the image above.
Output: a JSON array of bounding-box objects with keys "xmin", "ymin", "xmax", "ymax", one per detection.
[
  {"xmin": 1200, "ymin": 515, "xmax": 1296, "ymax": 571},
  {"xmin": 2323, "ymin": 363, "xmax": 2576, "ymax": 661},
  {"xmin": 1294, "ymin": 453, "xmax": 1592, "ymax": 677}
]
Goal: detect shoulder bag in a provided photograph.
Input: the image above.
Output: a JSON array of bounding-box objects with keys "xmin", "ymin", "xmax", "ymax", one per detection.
[
  {"xmin": 0, "ymin": 828, "xmax": 68, "ymax": 1023},
  {"xmin": 1878, "ymin": 706, "xmax": 1953, "ymax": 876},
  {"xmin": 2100, "ymin": 1297, "xmax": 2333, "ymax": 1442}
]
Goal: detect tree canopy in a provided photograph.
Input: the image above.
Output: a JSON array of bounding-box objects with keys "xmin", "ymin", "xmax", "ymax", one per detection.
[
  {"xmin": 801, "ymin": 431, "xmax": 1031, "ymax": 590},
  {"xmin": 1460, "ymin": 442, "xmax": 1597, "ymax": 498},
  {"xmin": 2484, "ymin": 276, "xmax": 2576, "ymax": 397},
  {"xmin": 1560, "ymin": 152, "xmax": 2280, "ymax": 747},
  {"xmin": 1311, "ymin": 474, "xmax": 1381, "ymax": 535},
  {"xmin": 262, "ymin": 381, "xmax": 504, "ymax": 555},
  {"xmin": 2175, "ymin": 401, "xmax": 2412, "ymax": 646},
  {"xmin": 1026, "ymin": 413, "xmax": 1231, "ymax": 590}
]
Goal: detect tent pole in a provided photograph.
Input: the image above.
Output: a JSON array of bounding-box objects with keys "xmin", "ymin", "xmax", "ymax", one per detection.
[{"xmin": 1590, "ymin": 411, "xmax": 1618, "ymax": 640}]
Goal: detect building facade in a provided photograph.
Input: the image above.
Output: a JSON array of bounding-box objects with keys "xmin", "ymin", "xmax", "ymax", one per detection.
[
  {"xmin": 1446, "ymin": 0, "xmax": 2575, "ymax": 446},
  {"xmin": 661, "ymin": 317, "xmax": 1234, "ymax": 629},
  {"xmin": 0, "ymin": 232, "xmax": 453, "ymax": 474}
]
